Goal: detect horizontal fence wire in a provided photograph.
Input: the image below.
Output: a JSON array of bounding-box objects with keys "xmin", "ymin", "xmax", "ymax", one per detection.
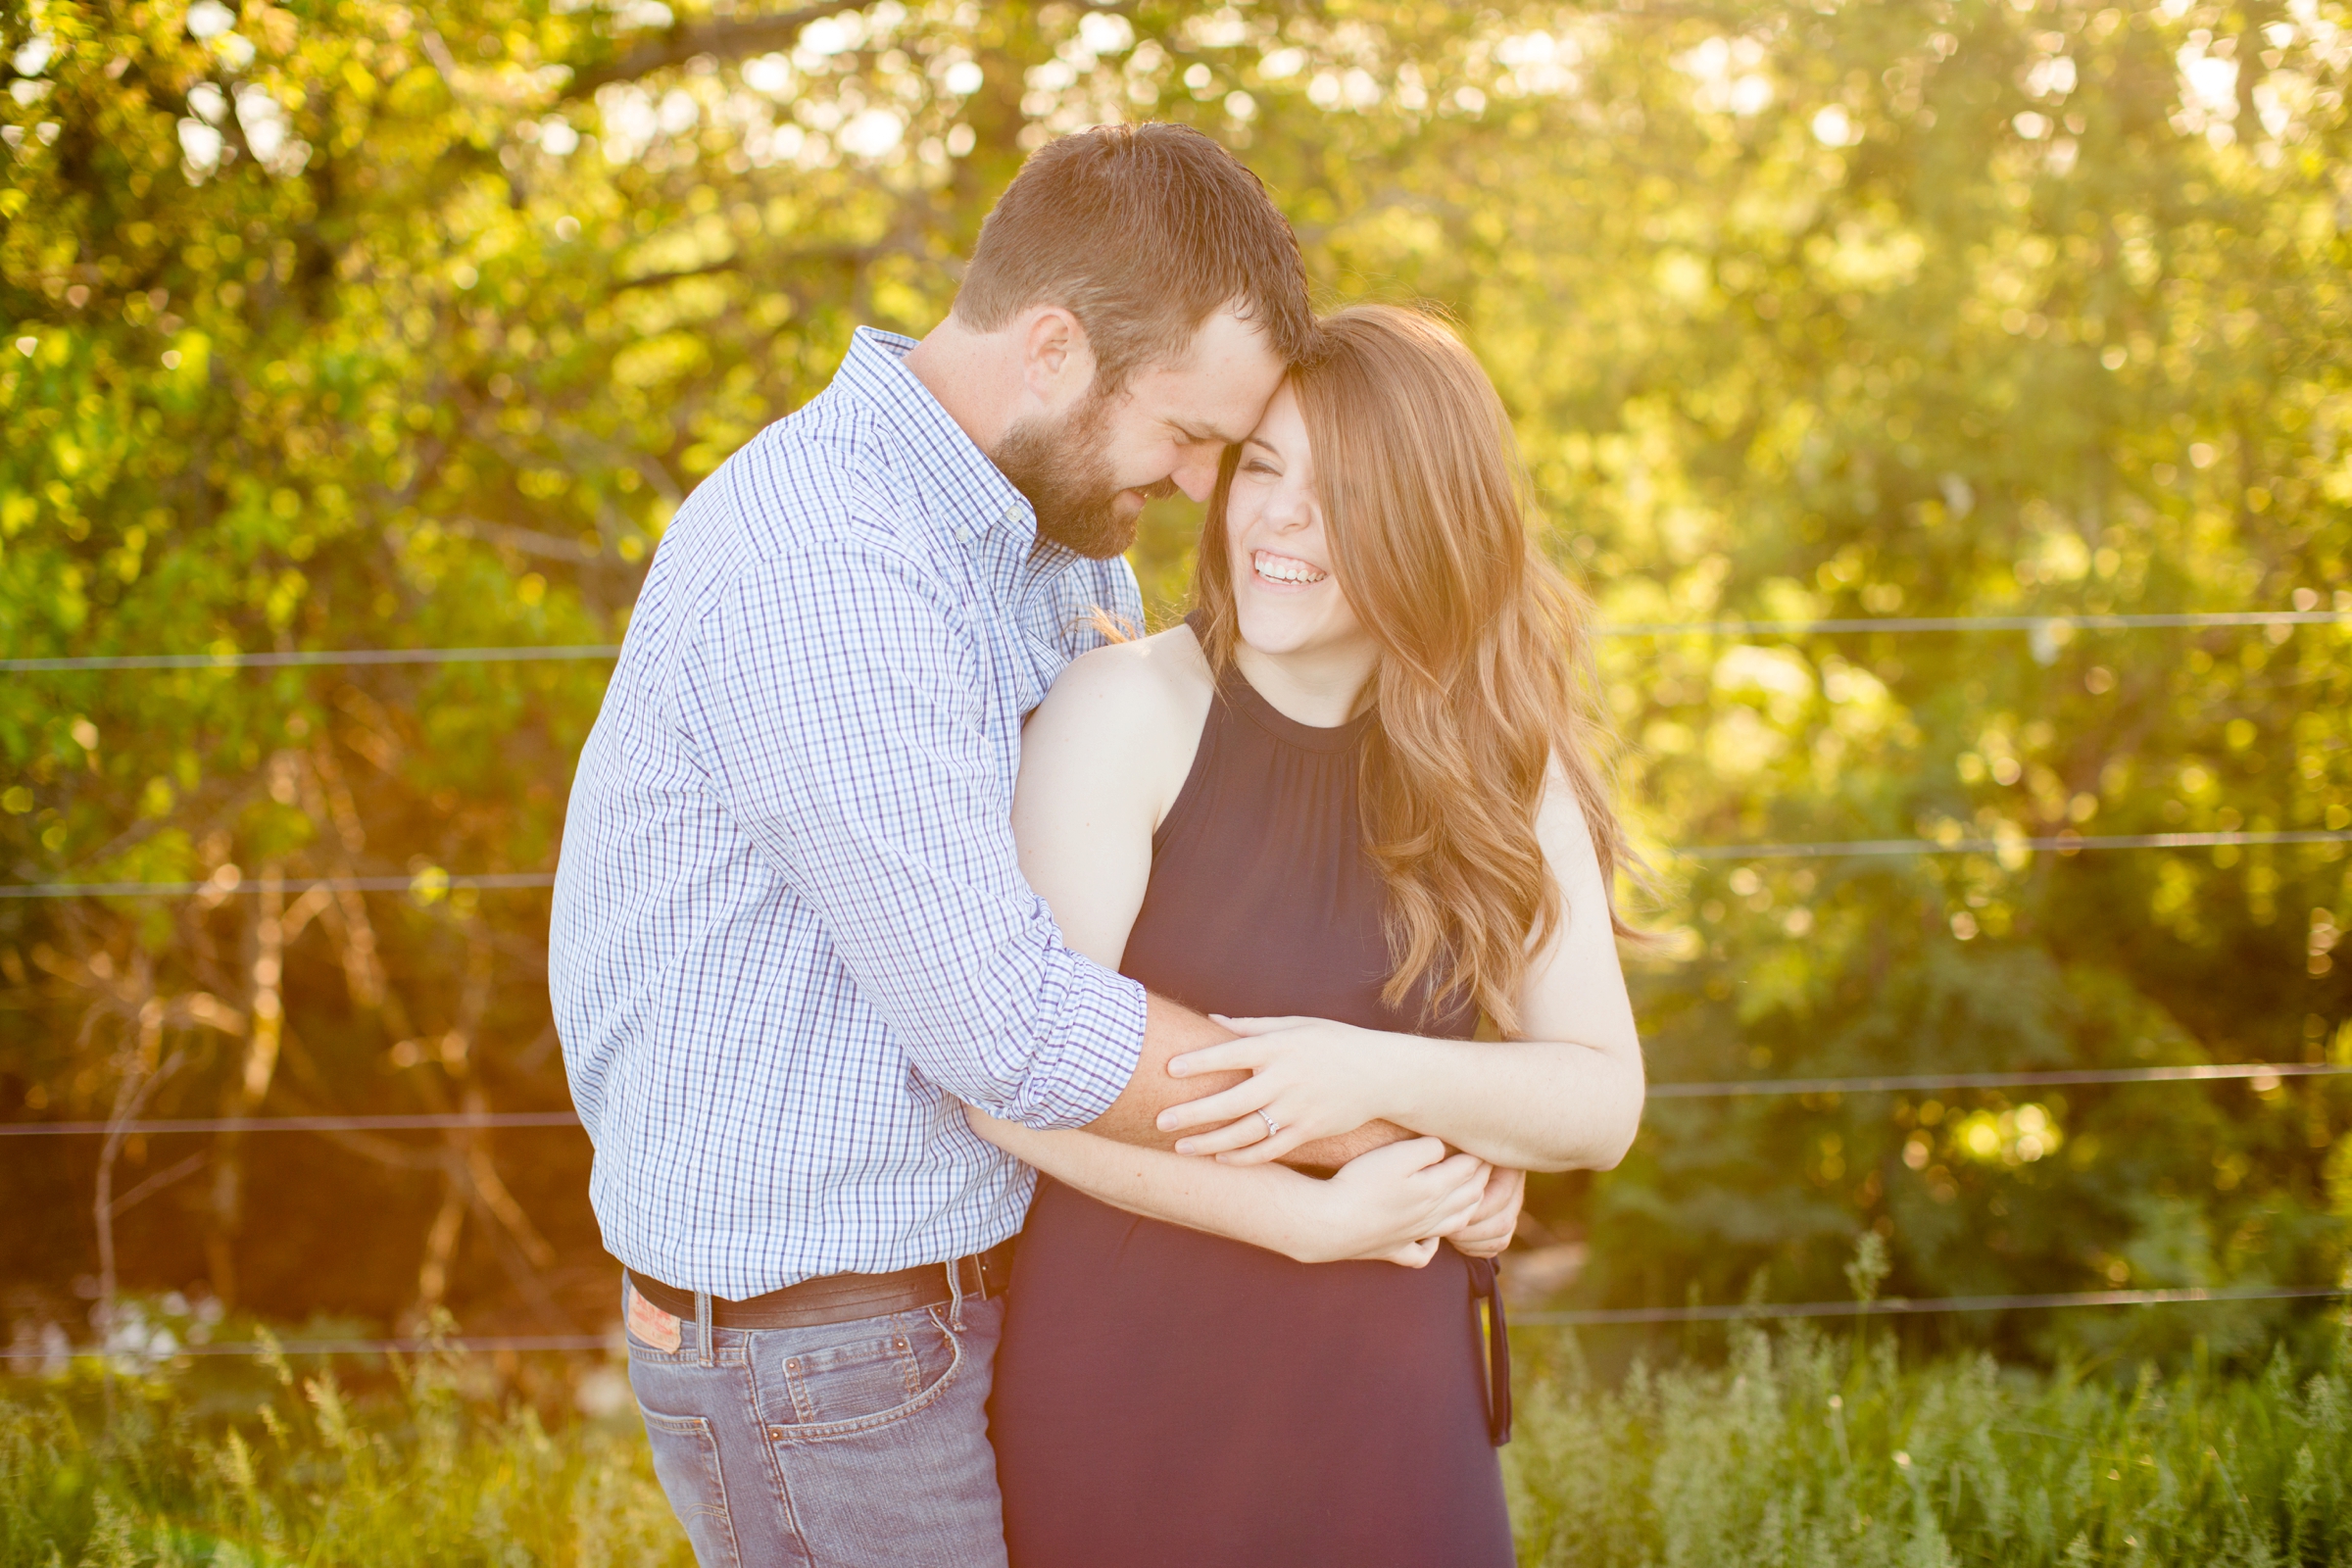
[
  {"xmin": 1511, "ymin": 1283, "xmax": 2352, "ymax": 1327},
  {"xmin": 1645, "ymin": 1060, "xmax": 2352, "ymax": 1100},
  {"xmin": 10, "ymin": 828, "xmax": 2349, "ymax": 902},
  {"xmin": 7, "ymin": 1062, "xmax": 2346, "ymax": 1137},
  {"xmin": 1670, "ymin": 828, "xmax": 2352, "ymax": 860},
  {"xmin": 7, "ymin": 1286, "xmax": 2347, "ymax": 1362},
  {"xmin": 0, "ymin": 1111, "xmax": 586, "ymax": 1137},
  {"xmin": 0, "ymin": 645, "xmax": 626, "ymax": 673},
  {"xmin": 0, "ymin": 1335, "xmax": 612, "ymax": 1362},
  {"xmin": 0, "ymin": 872, "xmax": 559, "ymax": 901},
  {"xmin": 4, "ymin": 609, "xmax": 2346, "ymax": 673},
  {"xmin": 1601, "ymin": 610, "xmax": 2352, "ymax": 637}
]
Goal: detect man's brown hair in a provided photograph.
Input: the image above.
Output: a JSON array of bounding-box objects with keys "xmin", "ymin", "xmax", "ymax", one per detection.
[{"xmin": 953, "ymin": 122, "xmax": 1314, "ymax": 389}]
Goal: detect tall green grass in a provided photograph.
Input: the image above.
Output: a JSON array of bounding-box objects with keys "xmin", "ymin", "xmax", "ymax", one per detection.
[
  {"xmin": 1507, "ymin": 1325, "xmax": 2352, "ymax": 1567},
  {"xmin": 5, "ymin": 1323, "xmax": 2349, "ymax": 1565},
  {"xmin": 2, "ymin": 1335, "xmax": 689, "ymax": 1568}
]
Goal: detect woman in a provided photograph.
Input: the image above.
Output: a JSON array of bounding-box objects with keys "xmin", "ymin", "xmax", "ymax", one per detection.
[{"xmin": 973, "ymin": 305, "xmax": 1645, "ymax": 1567}]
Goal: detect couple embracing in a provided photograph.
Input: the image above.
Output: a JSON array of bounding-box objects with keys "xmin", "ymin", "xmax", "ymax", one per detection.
[{"xmin": 550, "ymin": 121, "xmax": 1643, "ymax": 1568}]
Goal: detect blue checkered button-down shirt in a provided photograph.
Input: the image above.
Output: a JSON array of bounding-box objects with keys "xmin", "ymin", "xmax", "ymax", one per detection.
[{"xmin": 550, "ymin": 327, "xmax": 1149, "ymax": 1298}]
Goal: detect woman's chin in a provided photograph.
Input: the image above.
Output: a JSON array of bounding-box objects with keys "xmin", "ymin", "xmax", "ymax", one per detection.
[{"xmin": 1232, "ymin": 607, "xmax": 1330, "ymax": 660}]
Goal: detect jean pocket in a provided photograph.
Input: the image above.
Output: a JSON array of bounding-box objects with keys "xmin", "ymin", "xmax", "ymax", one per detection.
[
  {"xmin": 639, "ymin": 1407, "xmax": 744, "ymax": 1567},
  {"xmin": 764, "ymin": 1307, "xmax": 964, "ymax": 1444}
]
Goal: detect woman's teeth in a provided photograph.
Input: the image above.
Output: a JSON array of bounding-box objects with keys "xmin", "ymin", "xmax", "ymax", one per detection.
[{"xmin": 1253, "ymin": 550, "xmax": 1327, "ymax": 585}]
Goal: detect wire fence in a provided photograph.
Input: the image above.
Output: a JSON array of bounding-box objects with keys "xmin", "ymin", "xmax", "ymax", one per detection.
[
  {"xmin": 7, "ymin": 1284, "xmax": 2346, "ymax": 1363},
  {"xmin": 3, "ymin": 606, "xmax": 2346, "ymax": 673},
  {"xmin": 6, "ymin": 603, "xmax": 2345, "ymax": 1366},
  {"xmin": 6, "ymin": 1061, "xmax": 2344, "ymax": 1138},
  {"xmin": 0, "ymin": 1111, "xmax": 588, "ymax": 1137},
  {"xmin": 0, "ymin": 1335, "xmax": 612, "ymax": 1362},
  {"xmin": 0, "ymin": 645, "xmax": 626, "ymax": 673},
  {"xmin": 1671, "ymin": 828, "xmax": 2352, "ymax": 860},
  {"xmin": 1510, "ymin": 1283, "xmax": 2352, "ymax": 1327},
  {"xmin": 1644, "ymin": 1060, "xmax": 2352, "ymax": 1100},
  {"xmin": 0, "ymin": 872, "xmax": 560, "ymax": 901},
  {"xmin": 1607, "ymin": 609, "xmax": 2352, "ymax": 637},
  {"xmin": 9, "ymin": 827, "xmax": 2348, "ymax": 902}
]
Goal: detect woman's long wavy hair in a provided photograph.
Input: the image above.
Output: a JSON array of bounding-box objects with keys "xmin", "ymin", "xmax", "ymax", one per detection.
[{"xmin": 1192, "ymin": 304, "xmax": 1638, "ymax": 1034}]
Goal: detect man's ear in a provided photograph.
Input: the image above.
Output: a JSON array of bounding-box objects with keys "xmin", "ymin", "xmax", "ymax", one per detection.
[{"xmin": 1017, "ymin": 305, "xmax": 1098, "ymax": 412}]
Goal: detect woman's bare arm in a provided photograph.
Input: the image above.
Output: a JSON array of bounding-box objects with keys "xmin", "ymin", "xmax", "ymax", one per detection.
[
  {"xmin": 1153, "ymin": 769, "xmax": 1645, "ymax": 1173},
  {"xmin": 1011, "ymin": 629, "xmax": 1448, "ymax": 1231},
  {"xmin": 1015, "ymin": 632, "xmax": 1417, "ymax": 1167},
  {"xmin": 968, "ymin": 1109, "xmax": 1487, "ymax": 1267}
]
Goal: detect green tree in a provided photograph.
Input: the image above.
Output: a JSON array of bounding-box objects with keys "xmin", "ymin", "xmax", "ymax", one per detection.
[{"xmin": 4, "ymin": 0, "xmax": 2347, "ymax": 1360}]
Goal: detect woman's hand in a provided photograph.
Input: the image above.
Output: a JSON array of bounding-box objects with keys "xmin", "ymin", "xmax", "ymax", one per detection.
[
  {"xmin": 1158, "ymin": 1015, "xmax": 1408, "ymax": 1165},
  {"xmin": 1445, "ymin": 1166, "xmax": 1526, "ymax": 1260},
  {"xmin": 963, "ymin": 1100, "xmax": 1018, "ymax": 1147},
  {"xmin": 1303, "ymin": 1137, "xmax": 1491, "ymax": 1267}
]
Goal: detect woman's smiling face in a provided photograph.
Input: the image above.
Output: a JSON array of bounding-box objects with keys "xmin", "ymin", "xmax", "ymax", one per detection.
[{"xmin": 1222, "ymin": 381, "xmax": 1369, "ymax": 660}]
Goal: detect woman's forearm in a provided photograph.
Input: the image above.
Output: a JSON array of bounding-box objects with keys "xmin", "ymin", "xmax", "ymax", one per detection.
[
  {"xmin": 1374, "ymin": 1035, "xmax": 1643, "ymax": 1172},
  {"xmin": 977, "ymin": 1114, "xmax": 1343, "ymax": 1261}
]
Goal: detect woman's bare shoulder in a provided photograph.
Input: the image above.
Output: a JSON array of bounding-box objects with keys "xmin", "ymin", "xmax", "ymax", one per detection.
[
  {"xmin": 1024, "ymin": 625, "xmax": 1214, "ymax": 822},
  {"xmin": 1042, "ymin": 622, "xmax": 1214, "ymax": 732}
]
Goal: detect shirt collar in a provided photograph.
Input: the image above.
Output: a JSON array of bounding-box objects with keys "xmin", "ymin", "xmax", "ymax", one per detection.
[{"xmin": 833, "ymin": 326, "xmax": 1045, "ymax": 557}]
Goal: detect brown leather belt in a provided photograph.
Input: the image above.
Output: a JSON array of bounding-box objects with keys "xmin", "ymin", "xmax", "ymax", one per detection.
[{"xmin": 627, "ymin": 1241, "xmax": 1015, "ymax": 1331}]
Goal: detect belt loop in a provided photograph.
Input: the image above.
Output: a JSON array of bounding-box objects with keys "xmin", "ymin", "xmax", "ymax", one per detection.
[
  {"xmin": 944, "ymin": 1258, "xmax": 966, "ymax": 1334},
  {"xmin": 694, "ymin": 1289, "xmax": 714, "ymax": 1368}
]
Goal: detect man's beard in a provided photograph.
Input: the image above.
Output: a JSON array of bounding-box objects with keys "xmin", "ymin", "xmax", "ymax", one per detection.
[{"xmin": 992, "ymin": 391, "xmax": 1158, "ymax": 561}]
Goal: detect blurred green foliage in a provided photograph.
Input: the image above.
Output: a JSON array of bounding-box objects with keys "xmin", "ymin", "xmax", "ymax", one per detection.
[{"xmin": 2, "ymin": 0, "xmax": 2349, "ymax": 1358}]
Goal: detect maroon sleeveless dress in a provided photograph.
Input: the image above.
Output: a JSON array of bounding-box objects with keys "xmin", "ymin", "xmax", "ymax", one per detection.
[{"xmin": 988, "ymin": 643, "xmax": 1514, "ymax": 1568}]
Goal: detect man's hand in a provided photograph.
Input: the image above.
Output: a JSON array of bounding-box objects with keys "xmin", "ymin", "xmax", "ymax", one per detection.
[{"xmin": 1446, "ymin": 1166, "xmax": 1526, "ymax": 1260}]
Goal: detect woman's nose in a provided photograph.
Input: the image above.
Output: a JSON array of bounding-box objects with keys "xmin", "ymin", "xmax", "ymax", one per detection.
[{"xmin": 1264, "ymin": 486, "xmax": 1313, "ymax": 533}]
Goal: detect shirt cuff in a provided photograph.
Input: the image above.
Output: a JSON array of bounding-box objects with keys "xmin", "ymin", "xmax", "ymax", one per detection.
[{"xmin": 1012, "ymin": 940, "xmax": 1150, "ymax": 1130}]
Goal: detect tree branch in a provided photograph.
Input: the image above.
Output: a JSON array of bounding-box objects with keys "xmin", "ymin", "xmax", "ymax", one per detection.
[
  {"xmin": 610, "ymin": 258, "xmax": 746, "ymax": 294},
  {"xmin": 561, "ymin": 1, "xmax": 872, "ymax": 100},
  {"xmin": 609, "ymin": 239, "xmax": 889, "ymax": 294},
  {"xmin": 449, "ymin": 515, "xmax": 604, "ymax": 563}
]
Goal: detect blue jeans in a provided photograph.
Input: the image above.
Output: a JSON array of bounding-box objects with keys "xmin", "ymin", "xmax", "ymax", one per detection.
[{"xmin": 623, "ymin": 1279, "xmax": 1008, "ymax": 1568}]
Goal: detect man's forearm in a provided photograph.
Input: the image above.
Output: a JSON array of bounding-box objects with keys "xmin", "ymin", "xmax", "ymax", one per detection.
[
  {"xmin": 1282, "ymin": 1119, "xmax": 1416, "ymax": 1170},
  {"xmin": 1082, "ymin": 994, "xmax": 1409, "ymax": 1168},
  {"xmin": 1081, "ymin": 992, "xmax": 1251, "ymax": 1151}
]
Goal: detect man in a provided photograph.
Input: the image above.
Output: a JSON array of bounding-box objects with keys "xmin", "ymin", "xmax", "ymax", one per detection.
[{"xmin": 552, "ymin": 123, "xmax": 1374, "ymax": 1566}]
